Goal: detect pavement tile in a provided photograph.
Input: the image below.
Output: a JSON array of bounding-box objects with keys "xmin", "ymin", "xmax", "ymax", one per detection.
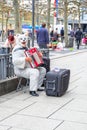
[
  {"xmin": 50, "ymin": 109, "xmax": 87, "ymax": 124},
  {"xmin": 0, "ymin": 107, "xmax": 18, "ymax": 121},
  {"xmin": 0, "ymin": 98, "xmax": 35, "ymax": 109},
  {"xmin": 71, "ymin": 86, "xmax": 87, "ymax": 95},
  {"xmin": 17, "ymin": 99, "xmax": 72, "ymax": 118},
  {"xmin": 0, "ymin": 125, "xmax": 10, "ymax": 130},
  {"xmin": 61, "ymin": 99, "xmax": 87, "ymax": 112},
  {"xmin": 0, "ymin": 99, "xmax": 35, "ymax": 121},
  {"xmin": 11, "ymin": 94, "xmax": 31, "ymax": 101},
  {"xmin": 26, "ymin": 92, "xmax": 73, "ymax": 105},
  {"xmin": 55, "ymin": 121, "xmax": 87, "ymax": 130},
  {"xmin": 1, "ymin": 91, "xmax": 23, "ymax": 100},
  {"xmin": 11, "ymin": 92, "xmax": 31, "ymax": 101},
  {"xmin": 0, "ymin": 97, "xmax": 8, "ymax": 103},
  {"xmin": 10, "ymin": 127, "xmax": 30, "ymax": 130},
  {"xmin": 0, "ymin": 114, "xmax": 62, "ymax": 130},
  {"xmin": 74, "ymin": 94, "xmax": 87, "ymax": 101}
]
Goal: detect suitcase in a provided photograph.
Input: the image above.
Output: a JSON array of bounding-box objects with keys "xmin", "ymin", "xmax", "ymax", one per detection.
[
  {"xmin": 41, "ymin": 57, "xmax": 50, "ymax": 73},
  {"xmin": 68, "ymin": 37, "xmax": 74, "ymax": 47},
  {"xmin": 45, "ymin": 69, "xmax": 70, "ymax": 97}
]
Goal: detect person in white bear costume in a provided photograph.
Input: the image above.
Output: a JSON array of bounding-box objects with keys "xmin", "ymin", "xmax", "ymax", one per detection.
[{"xmin": 12, "ymin": 34, "xmax": 46, "ymax": 96}]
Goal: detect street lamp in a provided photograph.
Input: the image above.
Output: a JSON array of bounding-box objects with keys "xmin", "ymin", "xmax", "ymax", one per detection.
[{"xmin": 32, "ymin": 0, "xmax": 35, "ymax": 47}]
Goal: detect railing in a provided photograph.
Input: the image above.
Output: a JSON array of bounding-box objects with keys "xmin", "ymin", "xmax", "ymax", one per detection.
[{"xmin": 0, "ymin": 54, "xmax": 15, "ymax": 80}]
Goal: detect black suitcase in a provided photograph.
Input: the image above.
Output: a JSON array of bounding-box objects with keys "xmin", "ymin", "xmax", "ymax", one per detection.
[
  {"xmin": 41, "ymin": 57, "xmax": 50, "ymax": 73},
  {"xmin": 45, "ymin": 69, "xmax": 70, "ymax": 97}
]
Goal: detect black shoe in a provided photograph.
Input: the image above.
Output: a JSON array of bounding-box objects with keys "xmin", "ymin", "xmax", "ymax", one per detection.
[
  {"xmin": 41, "ymin": 83, "xmax": 45, "ymax": 87},
  {"xmin": 37, "ymin": 88, "xmax": 45, "ymax": 91},
  {"xmin": 29, "ymin": 91, "xmax": 39, "ymax": 96}
]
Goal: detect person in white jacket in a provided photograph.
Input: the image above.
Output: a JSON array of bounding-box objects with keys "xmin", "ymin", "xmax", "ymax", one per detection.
[{"xmin": 12, "ymin": 34, "xmax": 46, "ymax": 96}]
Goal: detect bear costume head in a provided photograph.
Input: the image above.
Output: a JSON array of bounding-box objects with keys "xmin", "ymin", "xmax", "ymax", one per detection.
[{"xmin": 18, "ymin": 34, "xmax": 27, "ymax": 47}]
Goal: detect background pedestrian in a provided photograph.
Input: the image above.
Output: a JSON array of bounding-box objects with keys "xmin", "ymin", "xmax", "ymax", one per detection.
[
  {"xmin": 75, "ymin": 28, "xmax": 83, "ymax": 49},
  {"xmin": 60, "ymin": 27, "xmax": 64, "ymax": 43},
  {"xmin": 37, "ymin": 23, "xmax": 49, "ymax": 48}
]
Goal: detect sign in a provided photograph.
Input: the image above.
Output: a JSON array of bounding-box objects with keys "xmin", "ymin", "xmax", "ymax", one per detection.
[{"xmin": 54, "ymin": 0, "xmax": 58, "ymax": 18}]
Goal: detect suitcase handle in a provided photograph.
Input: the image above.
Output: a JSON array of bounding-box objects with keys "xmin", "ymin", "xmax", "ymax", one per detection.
[
  {"xmin": 46, "ymin": 80, "xmax": 56, "ymax": 91},
  {"xmin": 63, "ymin": 73, "xmax": 68, "ymax": 78}
]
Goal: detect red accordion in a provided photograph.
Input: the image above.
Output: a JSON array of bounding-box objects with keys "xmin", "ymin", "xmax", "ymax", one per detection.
[{"xmin": 25, "ymin": 47, "xmax": 44, "ymax": 68}]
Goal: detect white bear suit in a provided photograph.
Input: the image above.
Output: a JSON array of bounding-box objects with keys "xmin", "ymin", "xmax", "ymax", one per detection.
[{"xmin": 12, "ymin": 35, "xmax": 46, "ymax": 92}]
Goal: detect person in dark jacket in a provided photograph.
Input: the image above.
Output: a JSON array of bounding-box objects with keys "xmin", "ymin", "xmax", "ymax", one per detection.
[
  {"xmin": 75, "ymin": 28, "xmax": 83, "ymax": 49},
  {"xmin": 37, "ymin": 23, "xmax": 49, "ymax": 48},
  {"xmin": 50, "ymin": 30, "xmax": 54, "ymax": 41},
  {"xmin": 60, "ymin": 27, "xmax": 64, "ymax": 43}
]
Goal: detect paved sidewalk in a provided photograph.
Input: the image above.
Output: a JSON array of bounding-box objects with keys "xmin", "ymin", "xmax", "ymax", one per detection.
[
  {"xmin": 49, "ymin": 47, "xmax": 87, "ymax": 60},
  {"xmin": 0, "ymin": 42, "xmax": 87, "ymax": 129}
]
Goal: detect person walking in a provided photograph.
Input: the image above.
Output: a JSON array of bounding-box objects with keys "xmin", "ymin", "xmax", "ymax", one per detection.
[
  {"xmin": 37, "ymin": 23, "xmax": 49, "ymax": 48},
  {"xmin": 68, "ymin": 28, "xmax": 75, "ymax": 47},
  {"xmin": 51, "ymin": 29, "xmax": 59, "ymax": 49},
  {"xmin": 53, "ymin": 28, "xmax": 59, "ymax": 42},
  {"xmin": 75, "ymin": 28, "xmax": 83, "ymax": 49},
  {"xmin": 50, "ymin": 30, "xmax": 54, "ymax": 42},
  {"xmin": 60, "ymin": 27, "xmax": 64, "ymax": 43}
]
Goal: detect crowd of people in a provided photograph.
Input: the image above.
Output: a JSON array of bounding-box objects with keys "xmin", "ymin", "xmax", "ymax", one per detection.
[
  {"xmin": 69, "ymin": 27, "xmax": 87, "ymax": 49},
  {"xmin": 1, "ymin": 24, "xmax": 87, "ymax": 51}
]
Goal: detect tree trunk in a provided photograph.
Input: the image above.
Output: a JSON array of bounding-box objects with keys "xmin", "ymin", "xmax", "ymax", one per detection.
[
  {"xmin": 1, "ymin": 8, "xmax": 4, "ymax": 41},
  {"xmin": 13, "ymin": 0, "xmax": 21, "ymax": 34},
  {"xmin": 64, "ymin": 0, "xmax": 68, "ymax": 47},
  {"xmin": 78, "ymin": 5, "xmax": 81, "ymax": 28},
  {"xmin": 47, "ymin": 0, "xmax": 51, "ymax": 32}
]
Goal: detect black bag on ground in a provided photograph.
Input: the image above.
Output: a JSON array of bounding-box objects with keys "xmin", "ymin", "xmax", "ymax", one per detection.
[
  {"xmin": 45, "ymin": 68, "xmax": 70, "ymax": 97},
  {"xmin": 41, "ymin": 57, "xmax": 50, "ymax": 73}
]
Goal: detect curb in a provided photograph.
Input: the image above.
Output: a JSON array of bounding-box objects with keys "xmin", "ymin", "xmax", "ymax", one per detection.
[{"xmin": 50, "ymin": 49, "xmax": 87, "ymax": 60}]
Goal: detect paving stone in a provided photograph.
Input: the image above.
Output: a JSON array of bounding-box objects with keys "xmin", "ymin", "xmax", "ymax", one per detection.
[
  {"xmin": 72, "ymin": 86, "xmax": 87, "ymax": 95},
  {"xmin": 50, "ymin": 109, "xmax": 87, "ymax": 124},
  {"xmin": 0, "ymin": 114, "xmax": 62, "ymax": 130},
  {"xmin": 62, "ymin": 99, "xmax": 87, "ymax": 112},
  {"xmin": 0, "ymin": 97, "xmax": 8, "ymax": 103},
  {"xmin": 0, "ymin": 98, "xmax": 34, "ymax": 109},
  {"xmin": 55, "ymin": 121, "xmax": 87, "ymax": 130},
  {"xmin": 17, "ymin": 101, "xmax": 70, "ymax": 118},
  {"xmin": 10, "ymin": 127, "xmax": 30, "ymax": 130},
  {"xmin": 26, "ymin": 93, "xmax": 73, "ymax": 105},
  {"xmin": 75, "ymin": 94, "xmax": 87, "ymax": 101},
  {"xmin": 0, "ymin": 107, "xmax": 19, "ymax": 121},
  {"xmin": 0, "ymin": 125, "xmax": 10, "ymax": 130},
  {"xmin": 12, "ymin": 92, "xmax": 31, "ymax": 101}
]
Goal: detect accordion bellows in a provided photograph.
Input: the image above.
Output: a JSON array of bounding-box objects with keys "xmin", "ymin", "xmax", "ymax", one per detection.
[{"xmin": 25, "ymin": 47, "xmax": 44, "ymax": 68}]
